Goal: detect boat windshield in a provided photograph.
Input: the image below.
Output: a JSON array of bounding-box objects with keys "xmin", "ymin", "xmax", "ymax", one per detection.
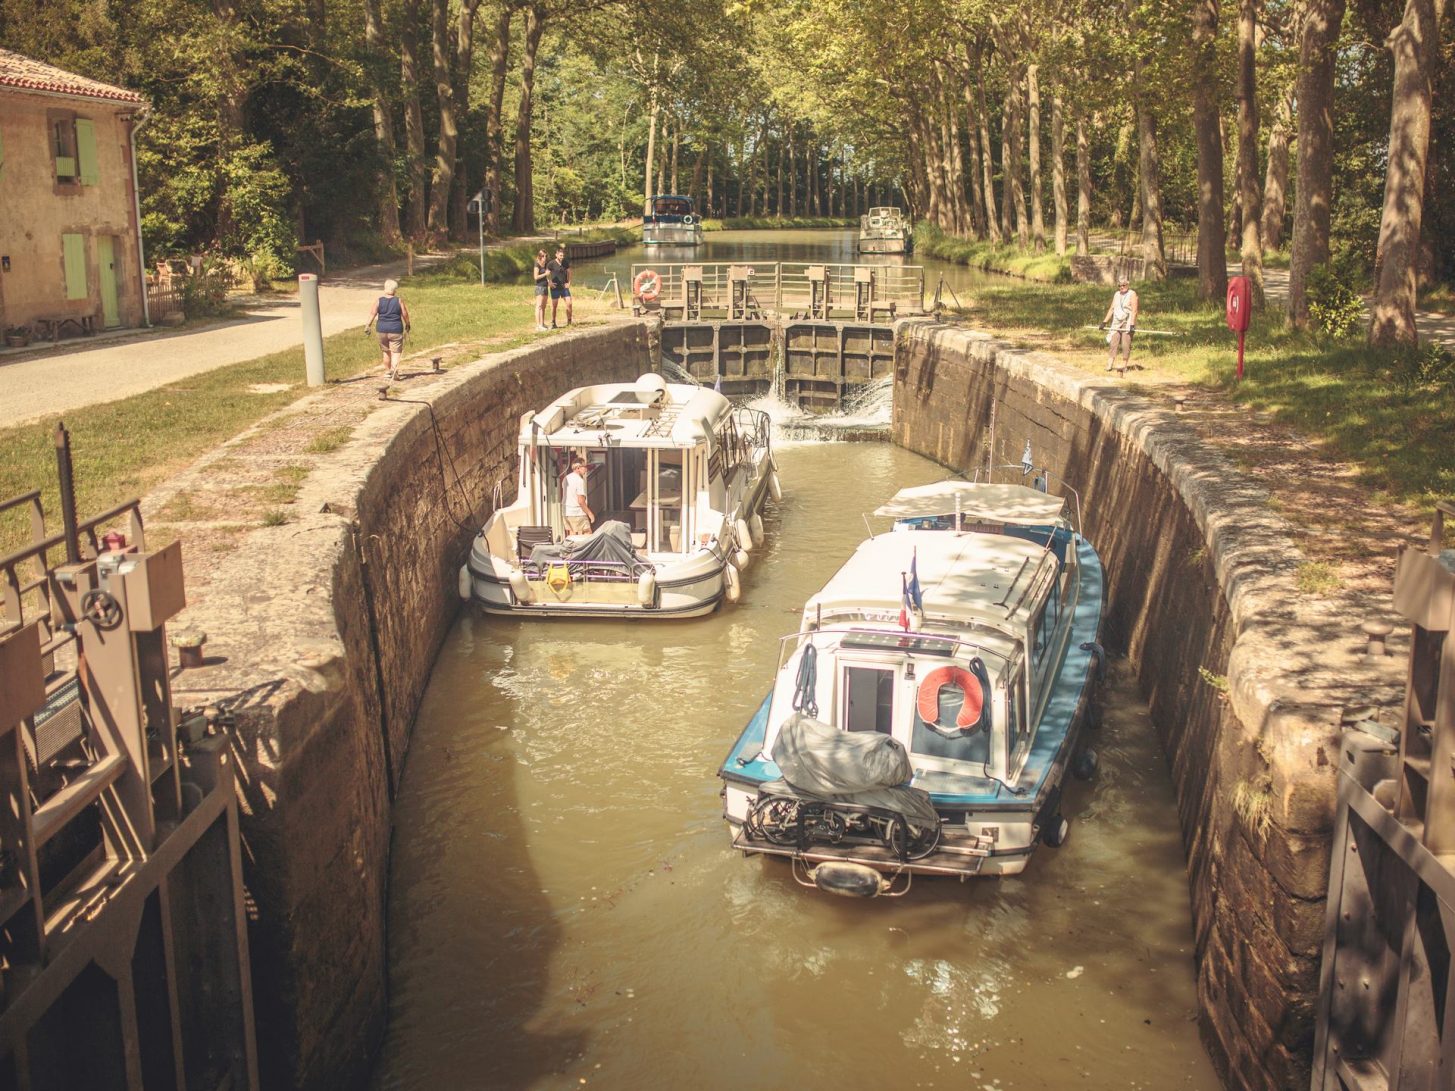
[{"xmin": 651, "ymin": 196, "xmax": 694, "ymax": 218}]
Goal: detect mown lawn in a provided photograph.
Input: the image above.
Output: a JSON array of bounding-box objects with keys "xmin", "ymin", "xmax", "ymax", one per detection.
[
  {"xmin": 963, "ymin": 278, "xmax": 1455, "ymax": 511},
  {"xmin": 0, "ymin": 274, "xmax": 574, "ymax": 557}
]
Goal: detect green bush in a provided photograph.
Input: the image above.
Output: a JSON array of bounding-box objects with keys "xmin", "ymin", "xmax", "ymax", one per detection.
[
  {"xmin": 1396, "ymin": 342, "xmax": 1455, "ymax": 391},
  {"xmin": 180, "ymin": 256, "xmax": 230, "ymax": 318},
  {"xmin": 1306, "ymin": 262, "xmax": 1363, "ymax": 340}
]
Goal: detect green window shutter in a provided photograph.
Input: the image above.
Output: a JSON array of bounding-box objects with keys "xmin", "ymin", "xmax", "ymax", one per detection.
[
  {"xmin": 75, "ymin": 119, "xmax": 98, "ymax": 185},
  {"xmin": 62, "ymin": 234, "xmax": 88, "ymax": 299}
]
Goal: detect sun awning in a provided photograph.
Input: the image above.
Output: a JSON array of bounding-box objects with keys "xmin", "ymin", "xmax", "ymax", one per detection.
[{"xmin": 873, "ymin": 481, "xmax": 1066, "ymax": 525}]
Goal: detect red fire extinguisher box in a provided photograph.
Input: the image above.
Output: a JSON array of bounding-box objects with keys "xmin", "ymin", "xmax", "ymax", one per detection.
[{"xmin": 1226, "ymin": 276, "xmax": 1252, "ymax": 333}]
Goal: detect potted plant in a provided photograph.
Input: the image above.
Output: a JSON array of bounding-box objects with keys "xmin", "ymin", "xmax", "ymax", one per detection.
[{"xmin": 4, "ymin": 325, "xmax": 30, "ymax": 348}]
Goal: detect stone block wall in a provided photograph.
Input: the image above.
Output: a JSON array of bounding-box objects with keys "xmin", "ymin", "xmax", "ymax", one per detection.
[
  {"xmin": 172, "ymin": 323, "xmax": 652, "ymax": 1089},
  {"xmin": 891, "ymin": 321, "xmax": 1404, "ymax": 1090}
]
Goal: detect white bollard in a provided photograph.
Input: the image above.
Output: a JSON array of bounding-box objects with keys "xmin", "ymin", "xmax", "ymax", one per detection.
[{"xmin": 299, "ymin": 273, "xmax": 325, "ymax": 386}]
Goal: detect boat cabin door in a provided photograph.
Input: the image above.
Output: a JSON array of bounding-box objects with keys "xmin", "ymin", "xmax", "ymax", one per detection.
[{"xmin": 643, "ymin": 448, "xmax": 692, "ymax": 553}]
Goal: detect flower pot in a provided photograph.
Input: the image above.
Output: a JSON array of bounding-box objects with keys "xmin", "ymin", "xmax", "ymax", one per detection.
[{"xmin": 4, "ymin": 333, "xmax": 30, "ymax": 349}]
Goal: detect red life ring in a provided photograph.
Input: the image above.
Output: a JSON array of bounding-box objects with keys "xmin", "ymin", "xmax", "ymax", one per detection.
[
  {"xmin": 633, "ymin": 269, "xmax": 662, "ymax": 301},
  {"xmin": 916, "ymin": 666, "xmax": 985, "ymax": 731}
]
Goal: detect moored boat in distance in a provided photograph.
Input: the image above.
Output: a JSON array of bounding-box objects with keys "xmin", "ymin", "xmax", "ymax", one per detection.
[
  {"xmin": 642, "ymin": 195, "xmax": 705, "ymax": 247},
  {"xmin": 460, "ymin": 373, "xmax": 779, "ymax": 618},
  {"xmin": 856, "ymin": 206, "xmax": 912, "ymax": 254},
  {"xmin": 719, "ymin": 480, "xmax": 1104, "ymax": 896}
]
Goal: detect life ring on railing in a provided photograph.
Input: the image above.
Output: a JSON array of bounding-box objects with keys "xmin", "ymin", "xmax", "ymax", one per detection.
[
  {"xmin": 916, "ymin": 666, "xmax": 984, "ymax": 731},
  {"xmin": 633, "ymin": 269, "xmax": 662, "ymax": 301},
  {"xmin": 682, "ymin": 213, "xmax": 696, "ymax": 226}
]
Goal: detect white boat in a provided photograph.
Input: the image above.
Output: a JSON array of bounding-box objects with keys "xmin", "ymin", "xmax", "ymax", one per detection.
[
  {"xmin": 719, "ymin": 480, "xmax": 1104, "ymax": 896},
  {"xmin": 642, "ymin": 195, "xmax": 705, "ymax": 247},
  {"xmin": 856, "ymin": 206, "xmax": 912, "ymax": 254},
  {"xmin": 459, "ymin": 373, "xmax": 779, "ymax": 618}
]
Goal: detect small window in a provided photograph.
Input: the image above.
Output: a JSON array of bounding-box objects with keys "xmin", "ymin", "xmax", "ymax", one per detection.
[
  {"xmin": 53, "ymin": 119, "xmax": 77, "ymax": 182},
  {"xmin": 843, "ymin": 666, "xmax": 894, "ymax": 734}
]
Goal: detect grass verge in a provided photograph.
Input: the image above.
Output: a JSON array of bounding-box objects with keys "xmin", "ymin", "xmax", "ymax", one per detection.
[
  {"xmin": 961, "ymin": 277, "xmax": 1455, "ymax": 510},
  {"xmin": 916, "ymin": 223, "xmax": 1073, "ymax": 283},
  {"xmin": 0, "ymin": 276, "xmax": 556, "ymax": 558}
]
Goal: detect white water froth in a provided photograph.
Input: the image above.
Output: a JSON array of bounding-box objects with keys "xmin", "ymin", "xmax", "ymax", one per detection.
[{"xmin": 747, "ymin": 378, "xmax": 893, "ymax": 445}]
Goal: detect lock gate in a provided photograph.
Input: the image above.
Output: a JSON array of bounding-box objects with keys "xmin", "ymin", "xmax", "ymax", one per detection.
[
  {"xmin": 635, "ymin": 261, "xmax": 922, "ymax": 412},
  {"xmin": 1312, "ymin": 500, "xmax": 1455, "ymax": 1090},
  {"xmin": 0, "ymin": 426, "xmax": 258, "ymax": 1091}
]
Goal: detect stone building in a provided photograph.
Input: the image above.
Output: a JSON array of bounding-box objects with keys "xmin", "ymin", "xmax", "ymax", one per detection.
[{"xmin": 0, "ymin": 48, "xmax": 149, "ymax": 337}]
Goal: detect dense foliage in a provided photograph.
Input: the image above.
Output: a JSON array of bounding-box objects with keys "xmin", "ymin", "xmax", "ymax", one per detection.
[{"xmin": 1, "ymin": 0, "xmax": 1449, "ymax": 330}]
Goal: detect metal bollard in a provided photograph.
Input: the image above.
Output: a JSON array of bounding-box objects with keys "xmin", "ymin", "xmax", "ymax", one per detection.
[{"xmin": 299, "ymin": 273, "xmax": 325, "ymax": 386}]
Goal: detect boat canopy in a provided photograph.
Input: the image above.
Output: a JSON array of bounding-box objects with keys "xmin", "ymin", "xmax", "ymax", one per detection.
[
  {"xmin": 805, "ymin": 532, "xmax": 1053, "ymax": 628},
  {"xmin": 873, "ymin": 482, "xmax": 1066, "ymax": 525}
]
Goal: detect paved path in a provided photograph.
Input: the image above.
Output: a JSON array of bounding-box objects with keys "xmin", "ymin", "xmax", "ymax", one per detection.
[
  {"xmin": 1239, "ymin": 265, "xmax": 1453, "ymax": 348},
  {"xmin": 0, "ymin": 255, "xmax": 441, "ymax": 430}
]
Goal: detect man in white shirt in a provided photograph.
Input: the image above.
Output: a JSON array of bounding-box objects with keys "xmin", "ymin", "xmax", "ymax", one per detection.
[
  {"xmin": 562, "ymin": 457, "xmax": 594, "ymax": 536},
  {"xmin": 1101, "ymin": 277, "xmax": 1139, "ymax": 372}
]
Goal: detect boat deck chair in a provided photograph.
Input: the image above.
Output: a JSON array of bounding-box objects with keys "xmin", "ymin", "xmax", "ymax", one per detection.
[{"xmin": 516, "ymin": 525, "xmax": 554, "ymax": 562}]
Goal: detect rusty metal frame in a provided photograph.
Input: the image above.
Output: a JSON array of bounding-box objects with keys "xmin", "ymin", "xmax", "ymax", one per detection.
[
  {"xmin": 1312, "ymin": 500, "xmax": 1455, "ymax": 1090},
  {"xmin": 0, "ymin": 465, "xmax": 257, "ymax": 1090}
]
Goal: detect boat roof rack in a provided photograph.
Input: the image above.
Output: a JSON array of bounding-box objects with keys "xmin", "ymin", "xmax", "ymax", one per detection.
[{"xmin": 840, "ymin": 632, "xmax": 959, "ymax": 656}]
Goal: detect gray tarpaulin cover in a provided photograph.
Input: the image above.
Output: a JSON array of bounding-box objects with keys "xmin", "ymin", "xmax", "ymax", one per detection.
[
  {"xmin": 765, "ymin": 713, "xmax": 940, "ymax": 828},
  {"xmin": 530, "ymin": 520, "xmax": 638, "ymax": 567}
]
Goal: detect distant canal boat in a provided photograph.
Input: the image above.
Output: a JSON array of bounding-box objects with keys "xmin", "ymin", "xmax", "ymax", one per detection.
[
  {"xmin": 460, "ymin": 373, "xmax": 779, "ymax": 618},
  {"xmin": 642, "ymin": 195, "xmax": 705, "ymax": 247},
  {"xmin": 719, "ymin": 480, "xmax": 1104, "ymax": 896},
  {"xmin": 857, "ymin": 206, "xmax": 912, "ymax": 254}
]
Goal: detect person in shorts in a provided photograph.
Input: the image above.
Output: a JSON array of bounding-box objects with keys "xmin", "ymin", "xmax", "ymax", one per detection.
[
  {"xmin": 532, "ymin": 249, "xmax": 550, "ymax": 330},
  {"xmin": 366, "ymin": 279, "xmax": 411, "ymax": 381},
  {"xmin": 562, "ymin": 457, "xmax": 593, "ymax": 535},
  {"xmin": 1100, "ymin": 276, "xmax": 1138, "ymax": 372},
  {"xmin": 547, "ymin": 246, "xmax": 572, "ymax": 327}
]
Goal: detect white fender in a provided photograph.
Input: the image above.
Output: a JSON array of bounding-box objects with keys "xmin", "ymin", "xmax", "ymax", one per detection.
[
  {"xmin": 750, "ymin": 512, "xmax": 764, "ymax": 545},
  {"xmin": 768, "ymin": 471, "xmax": 783, "ymax": 503},
  {"xmin": 508, "ymin": 567, "xmax": 533, "ymax": 604},
  {"xmin": 724, "ymin": 562, "xmax": 741, "ymax": 603},
  {"xmin": 732, "ymin": 547, "xmax": 751, "ymax": 572},
  {"xmin": 636, "ymin": 569, "xmax": 658, "ymax": 607},
  {"xmin": 457, "ymin": 565, "xmax": 473, "ymax": 601},
  {"xmin": 735, "ymin": 517, "xmax": 755, "ymax": 552}
]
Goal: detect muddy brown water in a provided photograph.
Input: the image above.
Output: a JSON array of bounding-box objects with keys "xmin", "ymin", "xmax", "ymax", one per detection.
[{"xmin": 372, "ymin": 441, "xmax": 1220, "ymax": 1090}]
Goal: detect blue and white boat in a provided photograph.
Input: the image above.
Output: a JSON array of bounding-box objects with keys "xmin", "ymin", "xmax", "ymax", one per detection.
[{"xmin": 718, "ymin": 480, "xmax": 1104, "ymax": 896}]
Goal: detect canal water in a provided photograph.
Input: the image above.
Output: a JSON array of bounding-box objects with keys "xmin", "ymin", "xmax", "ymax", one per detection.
[
  {"xmin": 372, "ymin": 439, "xmax": 1220, "ymax": 1090},
  {"xmin": 573, "ymin": 227, "xmax": 1007, "ymax": 306}
]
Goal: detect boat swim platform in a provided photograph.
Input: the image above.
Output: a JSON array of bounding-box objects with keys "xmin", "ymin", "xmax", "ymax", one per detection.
[{"xmin": 635, "ymin": 262, "xmax": 919, "ymax": 413}]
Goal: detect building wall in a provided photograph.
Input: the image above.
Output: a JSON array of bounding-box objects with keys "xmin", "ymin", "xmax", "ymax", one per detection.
[
  {"xmin": 0, "ymin": 90, "xmax": 145, "ymax": 332},
  {"xmin": 891, "ymin": 321, "xmax": 1405, "ymax": 1090}
]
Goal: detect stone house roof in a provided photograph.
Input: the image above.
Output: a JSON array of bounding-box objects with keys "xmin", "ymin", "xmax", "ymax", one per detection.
[{"xmin": 0, "ymin": 47, "xmax": 144, "ymax": 105}]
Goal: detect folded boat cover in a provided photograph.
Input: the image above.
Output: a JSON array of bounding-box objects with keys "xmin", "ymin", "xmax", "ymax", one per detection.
[
  {"xmin": 530, "ymin": 520, "xmax": 638, "ymax": 567},
  {"xmin": 765, "ymin": 713, "xmax": 940, "ymax": 829}
]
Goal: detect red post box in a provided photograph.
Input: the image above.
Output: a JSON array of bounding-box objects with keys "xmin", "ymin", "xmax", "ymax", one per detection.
[{"xmin": 1226, "ymin": 275, "xmax": 1252, "ymax": 380}]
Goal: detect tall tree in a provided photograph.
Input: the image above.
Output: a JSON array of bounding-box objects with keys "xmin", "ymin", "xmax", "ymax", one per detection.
[
  {"xmin": 1287, "ymin": 0, "xmax": 1347, "ymax": 326},
  {"xmin": 1075, "ymin": 113, "xmax": 1092, "ymax": 255},
  {"xmin": 482, "ymin": 5, "xmax": 512, "ymax": 236},
  {"xmin": 1051, "ymin": 87, "xmax": 1068, "ymax": 255},
  {"xmin": 1027, "ymin": 64, "xmax": 1046, "ymax": 251},
  {"xmin": 400, "ymin": 0, "xmax": 428, "ymax": 237},
  {"xmin": 1191, "ymin": 0, "xmax": 1229, "ymax": 300},
  {"xmin": 1260, "ymin": 86, "xmax": 1294, "ymax": 250},
  {"xmin": 1236, "ymin": 0, "xmax": 1264, "ymax": 302},
  {"xmin": 511, "ymin": 1, "xmax": 545, "ymax": 232},
  {"xmin": 1368, "ymin": 0, "xmax": 1447, "ymax": 345},
  {"xmin": 362, "ymin": 0, "xmax": 402, "ymax": 243}
]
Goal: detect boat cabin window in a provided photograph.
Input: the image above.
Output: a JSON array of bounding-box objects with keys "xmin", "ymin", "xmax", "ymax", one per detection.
[
  {"xmin": 1008, "ymin": 666, "xmax": 1028, "ymax": 742},
  {"xmin": 842, "ymin": 666, "xmax": 894, "ymax": 734},
  {"xmin": 910, "ymin": 667, "xmax": 991, "ymax": 765},
  {"xmin": 651, "ymin": 450, "xmax": 684, "ymax": 552}
]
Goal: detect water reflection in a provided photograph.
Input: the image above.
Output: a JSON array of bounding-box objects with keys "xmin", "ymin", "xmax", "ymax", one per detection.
[{"xmin": 373, "ymin": 443, "xmax": 1218, "ymax": 1090}]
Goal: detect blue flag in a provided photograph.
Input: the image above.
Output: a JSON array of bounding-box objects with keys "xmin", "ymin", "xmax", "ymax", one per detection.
[{"xmin": 908, "ymin": 548, "xmax": 923, "ymax": 612}]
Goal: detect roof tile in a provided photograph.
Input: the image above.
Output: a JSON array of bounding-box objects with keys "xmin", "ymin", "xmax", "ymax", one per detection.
[{"xmin": 0, "ymin": 47, "xmax": 144, "ymax": 104}]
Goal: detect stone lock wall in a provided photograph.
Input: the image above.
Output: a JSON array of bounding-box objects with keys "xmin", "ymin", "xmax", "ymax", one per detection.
[
  {"xmin": 173, "ymin": 324, "xmax": 652, "ymax": 1089},
  {"xmin": 891, "ymin": 321, "xmax": 1404, "ymax": 1090}
]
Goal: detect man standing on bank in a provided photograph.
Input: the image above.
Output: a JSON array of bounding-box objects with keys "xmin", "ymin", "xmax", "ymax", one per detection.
[
  {"xmin": 366, "ymin": 278, "xmax": 411, "ymax": 381},
  {"xmin": 1100, "ymin": 275, "xmax": 1138, "ymax": 372},
  {"xmin": 548, "ymin": 245, "xmax": 573, "ymax": 328},
  {"xmin": 562, "ymin": 456, "xmax": 593, "ymax": 536}
]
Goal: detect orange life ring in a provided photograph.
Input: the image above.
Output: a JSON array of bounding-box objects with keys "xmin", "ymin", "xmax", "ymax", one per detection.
[
  {"xmin": 633, "ymin": 269, "xmax": 662, "ymax": 302},
  {"xmin": 916, "ymin": 666, "xmax": 985, "ymax": 731}
]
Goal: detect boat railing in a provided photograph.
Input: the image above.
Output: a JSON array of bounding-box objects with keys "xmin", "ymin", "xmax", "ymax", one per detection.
[
  {"xmin": 520, "ymin": 557, "xmax": 657, "ymax": 583},
  {"xmin": 733, "ymin": 406, "xmax": 772, "ymax": 453}
]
